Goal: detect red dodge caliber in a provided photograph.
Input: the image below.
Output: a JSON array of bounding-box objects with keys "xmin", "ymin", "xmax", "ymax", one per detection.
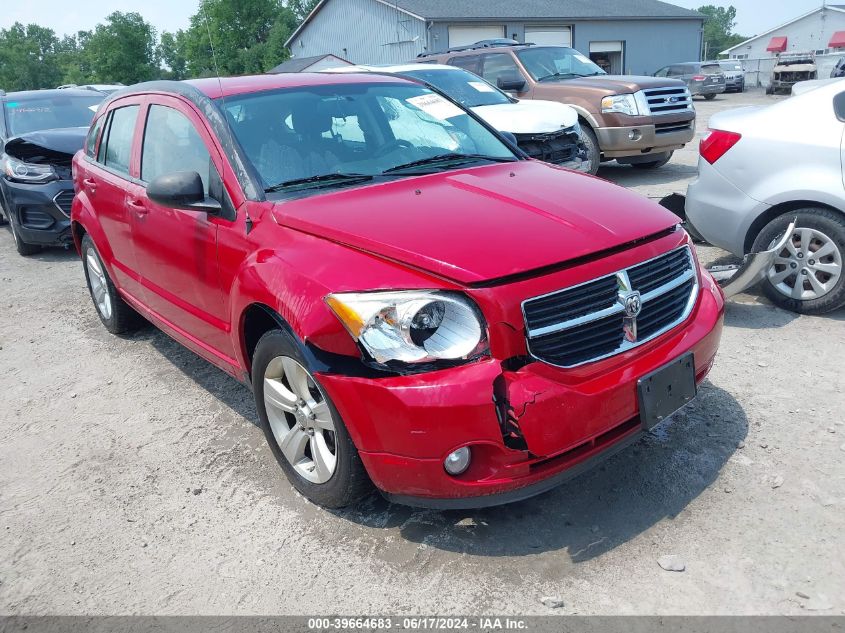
[{"xmin": 71, "ymin": 73, "xmax": 724, "ymax": 508}]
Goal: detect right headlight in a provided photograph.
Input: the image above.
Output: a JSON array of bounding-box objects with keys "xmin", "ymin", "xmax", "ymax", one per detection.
[
  {"xmin": 0, "ymin": 153, "xmax": 57, "ymax": 184},
  {"xmin": 325, "ymin": 290, "xmax": 488, "ymax": 366},
  {"xmin": 601, "ymin": 92, "xmax": 649, "ymax": 116}
]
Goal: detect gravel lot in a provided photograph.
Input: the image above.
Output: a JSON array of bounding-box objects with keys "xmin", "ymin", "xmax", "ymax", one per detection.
[{"xmin": 1, "ymin": 90, "xmax": 843, "ymax": 616}]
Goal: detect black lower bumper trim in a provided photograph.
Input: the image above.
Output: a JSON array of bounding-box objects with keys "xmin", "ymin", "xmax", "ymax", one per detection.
[{"xmin": 382, "ymin": 429, "xmax": 644, "ymax": 509}]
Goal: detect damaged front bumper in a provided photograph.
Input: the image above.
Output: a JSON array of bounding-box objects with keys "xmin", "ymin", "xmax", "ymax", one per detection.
[{"xmin": 317, "ymin": 273, "xmax": 724, "ymax": 508}]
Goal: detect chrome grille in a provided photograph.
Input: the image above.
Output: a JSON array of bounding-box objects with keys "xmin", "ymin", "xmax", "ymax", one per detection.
[
  {"xmin": 522, "ymin": 246, "xmax": 698, "ymax": 368},
  {"xmin": 53, "ymin": 191, "xmax": 74, "ymax": 216},
  {"xmin": 643, "ymin": 87, "xmax": 692, "ymax": 114}
]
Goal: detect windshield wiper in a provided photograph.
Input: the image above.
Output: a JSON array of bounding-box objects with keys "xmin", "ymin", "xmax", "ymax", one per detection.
[
  {"xmin": 265, "ymin": 172, "xmax": 373, "ymax": 193},
  {"xmin": 536, "ymin": 72, "xmax": 577, "ymax": 82},
  {"xmin": 382, "ymin": 153, "xmax": 516, "ymax": 174}
]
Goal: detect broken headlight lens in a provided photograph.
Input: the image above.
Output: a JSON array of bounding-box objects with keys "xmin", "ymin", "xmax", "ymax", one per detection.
[
  {"xmin": 325, "ymin": 291, "xmax": 488, "ymax": 365},
  {"xmin": 0, "ymin": 154, "xmax": 57, "ymax": 184}
]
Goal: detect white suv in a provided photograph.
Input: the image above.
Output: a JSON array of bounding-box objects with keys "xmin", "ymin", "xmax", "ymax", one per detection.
[{"xmin": 326, "ymin": 63, "xmax": 589, "ymax": 172}]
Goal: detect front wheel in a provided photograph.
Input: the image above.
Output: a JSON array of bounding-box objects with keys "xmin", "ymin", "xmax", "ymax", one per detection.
[
  {"xmin": 576, "ymin": 124, "xmax": 600, "ymax": 175},
  {"xmin": 752, "ymin": 208, "xmax": 845, "ymax": 314},
  {"xmin": 252, "ymin": 329, "xmax": 372, "ymax": 508},
  {"xmin": 8, "ymin": 216, "xmax": 40, "ymax": 256}
]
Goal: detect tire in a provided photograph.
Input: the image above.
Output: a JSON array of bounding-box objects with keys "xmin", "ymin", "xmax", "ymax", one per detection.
[
  {"xmin": 576, "ymin": 123, "xmax": 600, "ymax": 175},
  {"xmin": 252, "ymin": 328, "xmax": 372, "ymax": 508},
  {"xmin": 704, "ymin": 93, "xmax": 717, "ymax": 100},
  {"xmin": 751, "ymin": 208, "xmax": 845, "ymax": 315},
  {"xmin": 81, "ymin": 234, "xmax": 143, "ymax": 333},
  {"xmin": 8, "ymin": 215, "xmax": 41, "ymax": 256},
  {"xmin": 631, "ymin": 151, "xmax": 673, "ymax": 170},
  {"xmin": 766, "ymin": 85, "xmax": 774, "ymax": 95}
]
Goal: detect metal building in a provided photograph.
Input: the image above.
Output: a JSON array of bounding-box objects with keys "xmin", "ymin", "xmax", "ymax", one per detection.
[{"xmin": 284, "ymin": 0, "xmax": 704, "ymax": 75}]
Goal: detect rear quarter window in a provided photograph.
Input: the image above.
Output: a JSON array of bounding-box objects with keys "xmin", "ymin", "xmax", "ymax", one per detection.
[
  {"xmin": 100, "ymin": 105, "xmax": 139, "ymax": 175},
  {"xmin": 85, "ymin": 115, "xmax": 105, "ymax": 158}
]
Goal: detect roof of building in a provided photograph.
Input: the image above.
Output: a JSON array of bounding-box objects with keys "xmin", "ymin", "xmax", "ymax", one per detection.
[
  {"xmin": 721, "ymin": 5, "xmax": 845, "ymax": 54},
  {"xmin": 267, "ymin": 54, "xmax": 352, "ymax": 73},
  {"xmin": 287, "ymin": 0, "xmax": 703, "ymax": 46},
  {"xmin": 389, "ymin": 0, "xmax": 702, "ymax": 20}
]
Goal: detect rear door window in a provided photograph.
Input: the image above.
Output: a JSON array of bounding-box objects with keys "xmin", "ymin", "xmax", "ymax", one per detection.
[{"xmin": 101, "ymin": 105, "xmax": 139, "ymax": 175}]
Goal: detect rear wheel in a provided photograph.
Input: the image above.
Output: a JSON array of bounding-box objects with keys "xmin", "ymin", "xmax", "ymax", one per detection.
[
  {"xmin": 81, "ymin": 234, "xmax": 143, "ymax": 333},
  {"xmin": 752, "ymin": 208, "xmax": 845, "ymax": 314},
  {"xmin": 252, "ymin": 328, "xmax": 372, "ymax": 508},
  {"xmin": 576, "ymin": 123, "xmax": 600, "ymax": 175},
  {"xmin": 704, "ymin": 93, "xmax": 717, "ymax": 100}
]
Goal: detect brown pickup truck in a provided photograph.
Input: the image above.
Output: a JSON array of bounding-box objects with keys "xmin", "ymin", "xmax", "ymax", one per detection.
[{"xmin": 417, "ymin": 42, "xmax": 695, "ymax": 174}]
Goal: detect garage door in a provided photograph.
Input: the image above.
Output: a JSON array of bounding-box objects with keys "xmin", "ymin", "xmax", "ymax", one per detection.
[
  {"xmin": 448, "ymin": 25, "xmax": 505, "ymax": 48},
  {"xmin": 524, "ymin": 26, "xmax": 572, "ymax": 47}
]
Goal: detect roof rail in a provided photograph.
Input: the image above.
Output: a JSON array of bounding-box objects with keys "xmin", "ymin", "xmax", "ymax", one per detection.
[{"xmin": 417, "ymin": 39, "xmax": 533, "ymax": 58}]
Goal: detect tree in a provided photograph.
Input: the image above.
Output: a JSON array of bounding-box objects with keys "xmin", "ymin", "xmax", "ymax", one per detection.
[
  {"xmin": 85, "ymin": 12, "xmax": 160, "ymax": 84},
  {"xmin": 0, "ymin": 23, "xmax": 64, "ymax": 91},
  {"xmin": 159, "ymin": 30, "xmax": 189, "ymax": 79},
  {"xmin": 697, "ymin": 5, "xmax": 747, "ymax": 58},
  {"xmin": 181, "ymin": 0, "xmax": 297, "ymax": 76}
]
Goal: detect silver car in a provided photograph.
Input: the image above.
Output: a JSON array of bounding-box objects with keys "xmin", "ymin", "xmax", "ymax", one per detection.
[
  {"xmin": 654, "ymin": 61, "xmax": 726, "ymax": 100},
  {"xmin": 685, "ymin": 81, "xmax": 845, "ymax": 314}
]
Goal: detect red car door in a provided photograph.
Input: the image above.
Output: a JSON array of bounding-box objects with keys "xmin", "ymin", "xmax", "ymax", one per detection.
[
  {"xmin": 84, "ymin": 100, "xmax": 145, "ymax": 299},
  {"xmin": 126, "ymin": 97, "xmax": 236, "ymax": 365}
]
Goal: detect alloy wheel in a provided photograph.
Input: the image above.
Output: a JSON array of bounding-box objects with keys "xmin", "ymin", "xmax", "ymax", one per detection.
[
  {"xmin": 85, "ymin": 250, "xmax": 113, "ymax": 320},
  {"xmin": 263, "ymin": 356, "xmax": 337, "ymax": 484},
  {"xmin": 769, "ymin": 226, "xmax": 842, "ymax": 301}
]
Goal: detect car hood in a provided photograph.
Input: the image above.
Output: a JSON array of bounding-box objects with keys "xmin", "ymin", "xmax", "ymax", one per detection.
[
  {"xmin": 3, "ymin": 127, "xmax": 88, "ymax": 166},
  {"xmin": 471, "ymin": 100, "xmax": 578, "ymax": 134},
  {"xmin": 272, "ymin": 161, "xmax": 680, "ymax": 284},
  {"xmin": 540, "ymin": 75, "xmax": 686, "ymax": 93}
]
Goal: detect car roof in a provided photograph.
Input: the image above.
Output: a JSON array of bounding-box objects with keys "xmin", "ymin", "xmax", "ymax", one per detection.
[
  {"xmin": 182, "ymin": 72, "xmax": 413, "ymax": 99},
  {"xmin": 2, "ymin": 88, "xmax": 105, "ymax": 100}
]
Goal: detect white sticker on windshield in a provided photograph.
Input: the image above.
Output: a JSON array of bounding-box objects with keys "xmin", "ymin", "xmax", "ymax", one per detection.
[
  {"xmin": 406, "ymin": 93, "xmax": 464, "ymax": 120},
  {"xmin": 574, "ymin": 54, "xmax": 592, "ymax": 64},
  {"xmin": 468, "ymin": 81, "xmax": 495, "ymax": 93}
]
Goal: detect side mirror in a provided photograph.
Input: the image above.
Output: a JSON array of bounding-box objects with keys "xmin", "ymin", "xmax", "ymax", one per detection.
[
  {"xmin": 147, "ymin": 171, "xmax": 221, "ymax": 213},
  {"xmin": 497, "ymin": 75, "xmax": 526, "ymax": 92}
]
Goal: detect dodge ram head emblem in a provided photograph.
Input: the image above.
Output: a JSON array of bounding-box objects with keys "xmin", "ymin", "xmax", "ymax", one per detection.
[{"xmin": 620, "ymin": 290, "xmax": 642, "ymax": 342}]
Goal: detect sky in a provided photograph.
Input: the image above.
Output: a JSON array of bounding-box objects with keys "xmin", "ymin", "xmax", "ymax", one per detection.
[{"xmin": 0, "ymin": 0, "xmax": 832, "ymax": 39}]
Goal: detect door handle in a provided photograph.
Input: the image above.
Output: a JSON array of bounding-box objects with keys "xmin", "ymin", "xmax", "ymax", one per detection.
[
  {"xmin": 83, "ymin": 178, "xmax": 97, "ymax": 195},
  {"xmin": 127, "ymin": 199, "xmax": 148, "ymax": 216}
]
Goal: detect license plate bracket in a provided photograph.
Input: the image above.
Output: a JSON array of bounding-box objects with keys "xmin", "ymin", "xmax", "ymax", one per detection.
[{"xmin": 637, "ymin": 352, "xmax": 696, "ymax": 431}]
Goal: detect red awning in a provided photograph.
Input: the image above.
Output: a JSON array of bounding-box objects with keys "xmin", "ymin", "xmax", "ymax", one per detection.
[
  {"xmin": 829, "ymin": 31, "xmax": 845, "ymax": 48},
  {"xmin": 766, "ymin": 36, "xmax": 787, "ymax": 52}
]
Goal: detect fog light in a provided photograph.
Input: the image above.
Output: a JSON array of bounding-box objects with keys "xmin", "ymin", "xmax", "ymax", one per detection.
[
  {"xmin": 444, "ymin": 447, "xmax": 471, "ymax": 476},
  {"xmin": 628, "ymin": 129, "xmax": 642, "ymax": 141}
]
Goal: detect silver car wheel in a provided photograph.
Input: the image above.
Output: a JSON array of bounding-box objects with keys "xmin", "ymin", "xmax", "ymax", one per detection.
[
  {"xmin": 769, "ymin": 226, "xmax": 842, "ymax": 301},
  {"xmin": 85, "ymin": 250, "xmax": 113, "ymax": 320},
  {"xmin": 263, "ymin": 356, "xmax": 337, "ymax": 484}
]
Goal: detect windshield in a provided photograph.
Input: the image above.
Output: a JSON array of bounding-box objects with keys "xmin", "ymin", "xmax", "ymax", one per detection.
[
  {"xmin": 220, "ymin": 82, "xmax": 516, "ymax": 195},
  {"xmin": 516, "ymin": 47, "xmax": 607, "ymax": 81},
  {"xmin": 398, "ymin": 68, "xmax": 511, "ymax": 108},
  {"xmin": 4, "ymin": 94, "xmax": 103, "ymax": 136}
]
